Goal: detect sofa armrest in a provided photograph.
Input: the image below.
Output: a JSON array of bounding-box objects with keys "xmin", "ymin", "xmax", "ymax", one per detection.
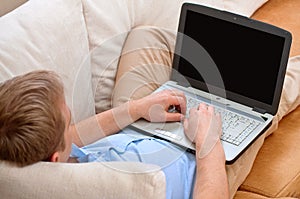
[{"xmin": 0, "ymin": 161, "xmax": 166, "ymax": 199}]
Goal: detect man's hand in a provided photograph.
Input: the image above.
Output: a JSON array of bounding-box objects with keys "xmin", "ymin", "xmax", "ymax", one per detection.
[
  {"xmin": 183, "ymin": 103, "xmax": 222, "ymax": 158},
  {"xmin": 184, "ymin": 103, "xmax": 229, "ymax": 199},
  {"xmin": 136, "ymin": 89, "xmax": 187, "ymax": 122}
]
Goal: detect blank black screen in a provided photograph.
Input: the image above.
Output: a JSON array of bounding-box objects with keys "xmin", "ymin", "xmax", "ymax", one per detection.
[{"xmin": 177, "ymin": 10, "xmax": 285, "ymax": 105}]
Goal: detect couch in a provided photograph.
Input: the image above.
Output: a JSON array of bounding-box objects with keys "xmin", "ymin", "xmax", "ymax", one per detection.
[{"xmin": 0, "ymin": 0, "xmax": 299, "ymax": 198}]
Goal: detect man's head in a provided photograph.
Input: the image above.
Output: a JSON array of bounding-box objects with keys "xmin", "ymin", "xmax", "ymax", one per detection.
[{"xmin": 0, "ymin": 70, "xmax": 72, "ymax": 166}]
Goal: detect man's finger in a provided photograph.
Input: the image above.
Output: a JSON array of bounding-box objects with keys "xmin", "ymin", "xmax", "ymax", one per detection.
[
  {"xmin": 183, "ymin": 118, "xmax": 189, "ymax": 132},
  {"xmin": 165, "ymin": 112, "xmax": 183, "ymax": 122}
]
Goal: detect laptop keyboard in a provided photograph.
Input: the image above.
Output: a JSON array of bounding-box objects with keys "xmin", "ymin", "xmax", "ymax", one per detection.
[{"xmin": 186, "ymin": 96, "xmax": 261, "ymax": 146}]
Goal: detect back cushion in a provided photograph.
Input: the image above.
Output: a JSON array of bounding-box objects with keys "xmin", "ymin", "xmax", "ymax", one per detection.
[
  {"xmin": 81, "ymin": 0, "xmax": 132, "ymax": 113},
  {"xmin": 0, "ymin": 0, "xmax": 95, "ymax": 123}
]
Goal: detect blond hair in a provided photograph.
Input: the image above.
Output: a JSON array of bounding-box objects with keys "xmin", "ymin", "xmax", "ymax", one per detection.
[{"xmin": 0, "ymin": 70, "xmax": 66, "ymax": 166}]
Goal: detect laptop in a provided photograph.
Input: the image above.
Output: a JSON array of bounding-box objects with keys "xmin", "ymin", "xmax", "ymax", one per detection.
[{"xmin": 129, "ymin": 3, "xmax": 292, "ymax": 164}]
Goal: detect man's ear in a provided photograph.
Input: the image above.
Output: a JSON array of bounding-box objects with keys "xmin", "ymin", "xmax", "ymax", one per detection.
[{"xmin": 50, "ymin": 152, "xmax": 60, "ymax": 162}]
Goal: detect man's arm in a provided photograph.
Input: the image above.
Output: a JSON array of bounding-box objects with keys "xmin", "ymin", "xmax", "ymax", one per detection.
[
  {"xmin": 184, "ymin": 103, "xmax": 229, "ymax": 199},
  {"xmin": 71, "ymin": 89, "xmax": 186, "ymax": 147},
  {"xmin": 193, "ymin": 140, "xmax": 229, "ymax": 199}
]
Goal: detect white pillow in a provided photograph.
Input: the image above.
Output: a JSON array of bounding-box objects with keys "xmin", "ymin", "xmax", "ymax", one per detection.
[
  {"xmin": 82, "ymin": 0, "xmax": 268, "ymax": 113},
  {"xmin": 0, "ymin": 0, "xmax": 95, "ymax": 123},
  {"xmin": 131, "ymin": 0, "xmax": 269, "ymax": 34},
  {"xmin": 81, "ymin": 0, "xmax": 132, "ymax": 113},
  {"xmin": 0, "ymin": 161, "xmax": 166, "ymax": 199}
]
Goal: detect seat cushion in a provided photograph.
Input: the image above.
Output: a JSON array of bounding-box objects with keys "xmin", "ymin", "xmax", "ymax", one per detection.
[
  {"xmin": 239, "ymin": 106, "xmax": 300, "ymax": 198},
  {"xmin": 234, "ymin": 191, "xmax": 297, "ymax": 199}
]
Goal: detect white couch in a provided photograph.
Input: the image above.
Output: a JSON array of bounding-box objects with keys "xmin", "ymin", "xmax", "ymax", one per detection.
[{"xmin": 1, "ymin": 0, "xmax": 299, "ymax": 198}]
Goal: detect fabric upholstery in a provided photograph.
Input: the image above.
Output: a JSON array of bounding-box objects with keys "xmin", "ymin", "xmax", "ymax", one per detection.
[
  {"xmin": 234, "ymin": 191, "xmax": 297, "ymax": 199},
  {"xmin": 239, "ymin": 105, "xmax": 300, "ymax": 198},
  {"xmin": 0, "ymin": 0, "xmax": 95, "ymax": 123},
  {"xmin": 0, "ymin": 161, "xmax": 166, "ymax": 199},
  {"xmin": 81, "ymin": 0, "xmax": 132, "ymax": 113}
]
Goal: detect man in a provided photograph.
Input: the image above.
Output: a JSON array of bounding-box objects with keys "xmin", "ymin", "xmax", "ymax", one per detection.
[{"xmin": 0, "ymin": 70, "xmax": 229, "ymax": 199}]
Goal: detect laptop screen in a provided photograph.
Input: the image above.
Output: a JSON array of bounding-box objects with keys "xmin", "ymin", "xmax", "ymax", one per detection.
[{"xmin": 172, "ymin": 4, "xmax": 292, "ymax": 115}]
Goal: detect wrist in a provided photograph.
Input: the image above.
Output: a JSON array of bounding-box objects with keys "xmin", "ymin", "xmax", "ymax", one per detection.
[
  {"xmin": 196, "ymin": 141, "xmax": 226, "ymax": 169},
  {"xmin": 128, "ymin": 99, "xmax": 143, "ymax": 121}
]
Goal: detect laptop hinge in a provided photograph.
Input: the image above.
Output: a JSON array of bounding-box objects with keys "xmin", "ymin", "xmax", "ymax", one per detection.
[{"xmin": 252, "ymin": 107, "xmax": 267, "ymax": 114}]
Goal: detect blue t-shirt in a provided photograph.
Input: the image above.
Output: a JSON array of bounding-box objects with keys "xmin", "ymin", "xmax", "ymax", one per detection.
[{"xmin": 71, "ymin": 128, "xmax": 196, "ymax": 199}]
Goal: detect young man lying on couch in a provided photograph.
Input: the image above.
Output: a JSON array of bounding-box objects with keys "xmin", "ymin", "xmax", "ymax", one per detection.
[{"xmin": 0, "ymin": 70, "xmax": 229, "ymax": 199}]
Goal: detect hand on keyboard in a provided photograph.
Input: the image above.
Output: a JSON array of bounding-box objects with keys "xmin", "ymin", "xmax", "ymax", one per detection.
[
  {"xmin": 185, "ymin": 96, "xmax": 261, "ymax": 146},
  {"xmin": 183, "ymin": 103, "xmax": 223, "ymax": 158},
  {"xmin": 167, "ymin": 105, "xmax": 181, "ymax": 113},
  {"xmin": 139, "ymin": 89, "xmax": 186, "ymax": 122}
]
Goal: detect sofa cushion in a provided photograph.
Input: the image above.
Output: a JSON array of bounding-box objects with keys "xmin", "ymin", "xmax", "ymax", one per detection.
[
  {"xmin": 129, "ymin": 0, "xmax": 269, "ymax": 32},
  {"xmin": 0, "ymin": 161, "xmax": 166, "ymax": 199},
  {"xmin": 83, "ymin": 0, "xmax": 269, "ymax": 113},
  {"xmin": 239, "ymin": 105, "xmax": 300, "ymax": 198},
  {"xmin": 234, "ymin": 191, "xmax": 297, "ymax": 199},
  {"xmin": 252, "ymin": 0, "xmax": 300, "ymax": 57},
  {"xmin": 0, "ymin": 0, "xmax": 95, "ymax": 123},
  {"xmin": 81, "ymin": 0, "xmax": 132, "ymax": 113}
]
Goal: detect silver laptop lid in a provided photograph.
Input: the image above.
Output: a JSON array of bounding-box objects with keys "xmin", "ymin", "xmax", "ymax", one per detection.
[{"xmin": 171, "ymin": 3, "xmax": 292, "ymax": 116}]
